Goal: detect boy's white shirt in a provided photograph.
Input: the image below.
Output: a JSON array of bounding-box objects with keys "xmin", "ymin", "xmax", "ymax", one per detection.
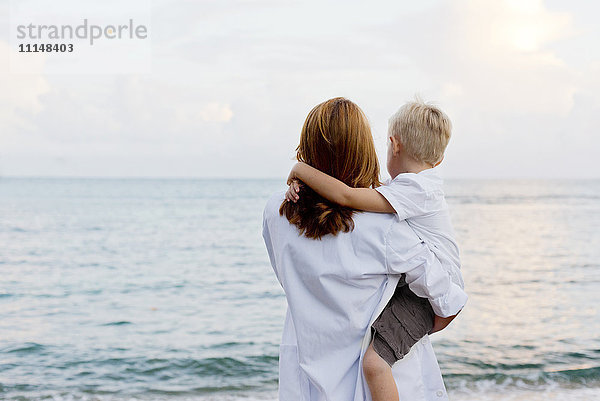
[{"xmin": 376, "ymin": 168, "xmax": 465, "ymax": 289}]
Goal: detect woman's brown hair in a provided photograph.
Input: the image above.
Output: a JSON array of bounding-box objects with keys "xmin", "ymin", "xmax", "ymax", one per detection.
[{"xmin": 279, "ymin": 97, "xmax": 381, "ymax": 239}]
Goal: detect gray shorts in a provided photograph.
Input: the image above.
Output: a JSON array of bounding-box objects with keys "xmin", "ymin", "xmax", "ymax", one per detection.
[{"xmin": 371, "ymin": 276, "xmax": 435, "ymax": 366}]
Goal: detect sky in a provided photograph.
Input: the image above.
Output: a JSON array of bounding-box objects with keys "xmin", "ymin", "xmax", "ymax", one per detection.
[{"xmin": 1, "ymin": 0, "xmax": 599, "ymax": 179}]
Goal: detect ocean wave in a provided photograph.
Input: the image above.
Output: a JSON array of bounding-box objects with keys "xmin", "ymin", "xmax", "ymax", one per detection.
[
  {"xmin": 1, "ymin": 342, "xmax": 46, "ymax": 354},
  {"xmin": 0, "ymin": 353, "xmax": 279, "ymax": 396},
  {"xmin": 446, "ymin": 366, "xmax": 600, "ymax": 391},
  {"xmin": 447, "ymin": 194, "xmax": 600, "ymax": 205},
  {"xmin": 1, "ymin": 385, "xmax": 600, "ymax": 401},
  {"xmin": 101, "ymin": 321, "xmax": 133, "ymax": 326},
  {"xmin": 450, "ymin": 382, "xmax": 600, "ymax": 401}
]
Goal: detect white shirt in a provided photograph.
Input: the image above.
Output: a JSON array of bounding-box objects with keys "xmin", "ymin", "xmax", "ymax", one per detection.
[
  {"xmin": 262, "ymin": 192, "xmax": 467, "ymax": 401},
  {"xmin": 376, "ymin": 169, "xmax": 464, "ymax": 289}
]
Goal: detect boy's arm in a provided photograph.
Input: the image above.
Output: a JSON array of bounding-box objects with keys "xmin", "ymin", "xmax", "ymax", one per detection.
[
  {"xmin": 287, "ymin": 162, "xmax": 394, "ymax": 213},
  {"xmin": 387, "ymin": 238, "xmax": 467, "ymax": 318},
  {"xmin": 430, "ymin": 313, "xmax": 459, "ymax": 334}
]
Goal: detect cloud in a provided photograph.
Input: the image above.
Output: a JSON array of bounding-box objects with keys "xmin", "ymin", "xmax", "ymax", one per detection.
[
  {"xmin": 198, "ymin": 103, "xmax": 233, "ymax": 123},
  {"xmin": 368, "ymin": 0, "xmax": 577, "ymax": 116},
  {"xmin": 356, "ymin": 0, "xmax": 597, "ymax": 178},
  {"xmin": 0, "ymin": 0, "xmax": 598, "ymax": 178},
  {"xmin": 0, "ymin": 41, "xmax": 50, "ymax": 133}
]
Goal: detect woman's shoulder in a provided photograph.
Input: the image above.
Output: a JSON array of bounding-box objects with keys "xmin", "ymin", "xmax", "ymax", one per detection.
[
  {"xmin": 266, "ymin": 190, "xmax": 286, "ymax": 207},
  {"xmin": 263, "ymin": 191, "xmax": 286, "ymax": 220}
]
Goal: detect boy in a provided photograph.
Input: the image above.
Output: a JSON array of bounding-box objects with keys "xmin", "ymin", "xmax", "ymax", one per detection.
[{"xmin": 285, "ymin": 99, "xmax": 465, "ymax": 401}]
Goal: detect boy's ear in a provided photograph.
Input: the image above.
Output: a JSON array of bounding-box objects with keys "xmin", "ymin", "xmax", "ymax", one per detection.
[
  {"xmin": 433, "ymin": 155, "xmax": 444, "ymax": 167},
  {"xmin": 389, "ymin": 136, "xmax": 402, "ymax": 155}
]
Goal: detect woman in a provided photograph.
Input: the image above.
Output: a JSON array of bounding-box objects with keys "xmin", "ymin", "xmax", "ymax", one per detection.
[{"xmin": 262, "ymin": 98, "xmax": 466, "ymax": 400}]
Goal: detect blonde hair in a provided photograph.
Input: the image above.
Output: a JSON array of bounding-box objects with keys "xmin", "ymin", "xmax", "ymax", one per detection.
[
  {"xmin": 388, "ymin": 98, "xmax": 452, "ymax": 165},
  {"xmin": 280, "ymin": 97, "xmax": 380, "ymax": 239}
]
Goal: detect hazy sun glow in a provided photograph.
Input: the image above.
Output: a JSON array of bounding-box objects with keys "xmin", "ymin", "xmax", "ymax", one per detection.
[
  {"xmin": 510, "ymin": 24, "xmax": 543, "ymax": 52},
  {"xmin": 498, "ymin": 0, "xmax": 571, "ymax": 53}
]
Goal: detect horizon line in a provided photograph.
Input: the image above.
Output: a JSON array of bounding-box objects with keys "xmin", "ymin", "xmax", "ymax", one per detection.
[{"xmin": 1, "ymin": 175, "xmax": 599, "ymax": 181}]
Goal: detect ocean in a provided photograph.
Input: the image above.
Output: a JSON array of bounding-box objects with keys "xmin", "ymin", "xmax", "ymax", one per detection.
[{"xmin": 1, "ymin": 177, "xmax": 599, "ymax": 401}]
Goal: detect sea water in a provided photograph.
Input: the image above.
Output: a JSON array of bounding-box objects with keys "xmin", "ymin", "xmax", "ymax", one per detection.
[{"xmin": 1, "ymin": 178, "xmax": 599, "ymax": 400}]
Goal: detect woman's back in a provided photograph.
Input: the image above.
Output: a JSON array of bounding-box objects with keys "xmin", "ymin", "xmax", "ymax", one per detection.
[{"xmin": 264, "ymin": 192, "xmax": 411, "ymax": 400}]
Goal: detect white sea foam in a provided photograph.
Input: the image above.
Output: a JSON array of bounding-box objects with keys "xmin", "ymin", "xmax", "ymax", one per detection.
[
  {"xmin": 450, "ymin": 386, "xmax": 600, "ymax": 401},
  {"xmin": 190, "ymin": 386, "xmax": 600, "ymax": 401},
  {"xmin": 40, "ymin": 385, "xmax": 600, "ymax": 401}
]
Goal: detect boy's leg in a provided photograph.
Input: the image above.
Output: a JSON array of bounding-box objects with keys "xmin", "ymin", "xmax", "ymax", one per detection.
[{"xmin": 363, "ymin": 341, "xmax": 399, "ymax": 401}]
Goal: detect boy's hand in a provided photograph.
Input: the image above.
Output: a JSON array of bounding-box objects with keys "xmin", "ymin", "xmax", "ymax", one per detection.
[
  {"xmin": 285, "ymin": 180, "xmax": 301, "ymax": 203},
  {"xmin": 429, "ymin": 310, "xmax": 460, "ymax": 334}
]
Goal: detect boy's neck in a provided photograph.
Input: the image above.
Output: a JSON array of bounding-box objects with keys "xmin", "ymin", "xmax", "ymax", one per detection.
[{"xmin": 390, "ymin": 154, "xmax": 433, "ymax": 178}]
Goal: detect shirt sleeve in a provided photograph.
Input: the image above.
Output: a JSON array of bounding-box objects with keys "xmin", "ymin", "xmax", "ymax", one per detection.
[
  {"xmin": 375, "ymin": 176, "xmax": 428, "ymax": 220},
  {"xmin": 385, "ymin": 222, "xmax": 468, "ymax": 317},
  {"xmin": 262, "ymin": 206, "xmax": 282, "ymax": 287}
]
